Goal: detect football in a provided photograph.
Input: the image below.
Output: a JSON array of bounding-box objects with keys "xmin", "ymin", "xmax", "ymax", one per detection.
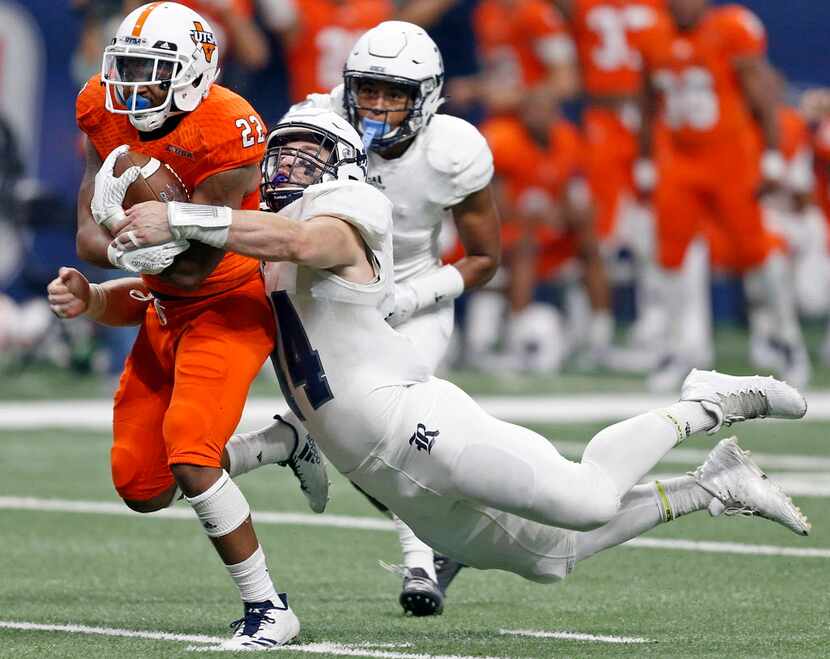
[
  {"xmin": 112, "ymin": 150, "xmax": 224, "ymax": 288},
  {"xmin": 112, "ymin": 150, "xmax": 190, "ymax": 207}
]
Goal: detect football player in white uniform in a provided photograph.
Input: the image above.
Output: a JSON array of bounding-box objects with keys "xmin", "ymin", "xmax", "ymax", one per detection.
[
  {"xmin": 66, "ymin": 110, "xmax": 810, "ymax": 637},
  {"xmin": 241, "ymin": 21, "xmax": 501, "ymax": 615}
]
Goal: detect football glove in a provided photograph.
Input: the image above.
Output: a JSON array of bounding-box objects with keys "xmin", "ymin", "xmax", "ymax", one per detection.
[
  {"xmin": 107, "ymin": 239, "xmax": 191, "ymax": 274},
  {"xmin": 91, "ymin": 144, "xmax": 141, "ymax": 231}
]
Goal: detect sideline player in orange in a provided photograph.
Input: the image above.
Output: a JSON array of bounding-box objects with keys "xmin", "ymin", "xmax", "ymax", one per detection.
[
  {"xmin": 480, "ymin": 87, "xmax": 612, "ymax": 371},
  {"xmin": 266, "ymin": 0, "xmax": 394, "ymax": 103},
  {"xmin": 556, "ymin": 0, "xmax": 666, "ymax": 353},
  {"xmin": 72, "ymin": 2, "xmax": 324, "ymax": 649},
  {"xmin": 449, "ymin": 0, "xmax": 578, "ymax": 115},
  {"xmin": 637, "ymin": 0, "xmax": 809, "ymax": 389}
]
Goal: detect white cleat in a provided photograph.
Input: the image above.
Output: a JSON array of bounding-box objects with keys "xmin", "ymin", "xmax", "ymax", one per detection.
[
  {"xmin": 223, "ymin": 595, "xmax": 300, "ymax": 650},
  {"xmin": 275, "ymin": 415, "xmax": 330, "ymax": 514},
  {"xmin": 693, "ymin": 437, "xmax": 811, "ymax": 536},
  {"xmin": 680, "ymin": 369, "xmax": 807, "ymax": 433}
]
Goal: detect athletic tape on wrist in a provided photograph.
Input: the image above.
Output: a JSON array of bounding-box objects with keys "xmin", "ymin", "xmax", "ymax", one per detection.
[
  {"xmin": 185, "ymin": 471, "xmax": 250, "ymax": 538},
  {"xmin": 410, "ymin": 265, "xmax": 465, "ymax": 312},
  {"xmin": 86, "ymin": 283, "xmax": 108, "ymax": 320},
  {"xmin": 167, "ymin": 202, "xmax": 232, "ymax": 247}
]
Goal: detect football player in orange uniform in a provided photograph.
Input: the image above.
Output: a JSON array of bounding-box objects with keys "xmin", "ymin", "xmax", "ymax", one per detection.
[
  {"xmin": 556, "ymin": 0, "xmax": 666, "ymax": 354},
  {"xmin": 266, "ymin": 0, "xmax": 394, "ymax": 103},
  {"xmin": 72, "ymin": 2, "xmax": 324, "ymax": 649},
  {"xmin": 637, "ymin": 0, "xmax": 809, "ymax": 389},
  {"xmin": 479, "ymin": 88, "xmax": 611, "ymax": 371},
  {"xmin": 449, "ymin": 0, "xmax": 578, "ymax": 114}
]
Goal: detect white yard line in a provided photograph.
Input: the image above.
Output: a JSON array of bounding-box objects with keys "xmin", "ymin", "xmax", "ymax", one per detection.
[
  {"xmin": 2, "ymin": 496, "xmax": 828, "ymax": 559},
  {"xmin": 0, "ymin": 621, "xmax": 505, "ymax": 659},
  {"xmin": 499, "ymin": 629, "xmax": 653, "ymax": 644},
  {"xmin": 5, "ymin": 390, "xmax": 830, "ymax": 429}
]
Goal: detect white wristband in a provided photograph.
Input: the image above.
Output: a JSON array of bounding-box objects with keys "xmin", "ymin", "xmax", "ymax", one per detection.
[
  {"xmin": 167, "ymin": 202, "xmax": 232, "ymax": 248},
  {"xmin": 409, "ymin": 265, "xmax": 465, "ymax": 312},
  {"xmin": 761, "ymin": 150, "xmax": 786, "ymax": 182}
]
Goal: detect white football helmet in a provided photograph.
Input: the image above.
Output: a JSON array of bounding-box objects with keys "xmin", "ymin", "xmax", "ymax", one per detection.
[
  {"xmin": 101, "ymin": 2, "xmax": 219, "ymax": 132},
  {"xmin": 343, "ymin": 21, "xmax": 444, "ymax": 152},
  {"xmin": 261, "ymin": 108, "xmax": 367, "ymax": 211}
]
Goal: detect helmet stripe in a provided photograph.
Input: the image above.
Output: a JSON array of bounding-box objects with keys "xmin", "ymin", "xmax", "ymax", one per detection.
[{"xmin": 131, "ymin": 2, "xmax": 163, "ymax": 37}]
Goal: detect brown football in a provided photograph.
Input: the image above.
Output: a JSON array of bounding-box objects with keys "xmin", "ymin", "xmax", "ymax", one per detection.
[
  {"xmin": 112, "ymin": 150, "xmax": 224, "ymax": 289},
  {"xmin": 112, "ymin": 150, "xmax": 190, "ymax": 207}
]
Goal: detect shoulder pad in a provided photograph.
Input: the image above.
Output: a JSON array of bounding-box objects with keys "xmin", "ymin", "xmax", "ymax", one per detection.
[
  {"xmin": 76, "ymin": 75, "xmax": 105, "ymax": 134},
  {"xmin": 299, "ymin": 180, "xmax": 392, "ymax": 251},
  {"xmin": 424, "ymin": 115, "xmax": 494, "ymax": 206}
]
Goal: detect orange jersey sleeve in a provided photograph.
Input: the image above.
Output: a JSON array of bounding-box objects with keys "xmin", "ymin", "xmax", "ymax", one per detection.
[
  {"xmin": 76, "ymin": 75, "xmax": 264, "ymax": 297},
  {"xmin": 715, "ymin": 4, "xmax": 767, "ymax": 61}
]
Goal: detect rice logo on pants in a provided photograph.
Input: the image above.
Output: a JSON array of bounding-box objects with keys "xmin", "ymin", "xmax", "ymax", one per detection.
[{"xmin": 409, "ymin": 423, "xmax": 439, "ymax": 454}]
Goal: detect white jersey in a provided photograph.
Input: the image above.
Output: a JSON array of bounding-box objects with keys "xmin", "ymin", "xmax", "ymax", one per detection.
[
  {"xmin": 287, "ymin": 86, "xmax": 494, "ymax": 283},
  {"xmin": 263, "ymin": 180, "xmax": 431, "ymax": 471}
]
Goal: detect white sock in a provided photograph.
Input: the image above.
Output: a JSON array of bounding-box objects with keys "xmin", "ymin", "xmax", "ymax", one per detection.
[
  {"xmin": 226, "ymin": 545, "xmax": 280, "ymax": 604},
  {"xmin": 226, "ymin": 416, "xmax": 298, "ymax": 478},
  {"xmin": 654, "ymin": 475, "xmax": 712, "ymax": 522},
  {"xmin": 655, "ymin": 401, "xmax": 718, "ymax": 443},
  {"xmin": 394, "ymin": 515, "xmax": 436, "ymax": 581}
]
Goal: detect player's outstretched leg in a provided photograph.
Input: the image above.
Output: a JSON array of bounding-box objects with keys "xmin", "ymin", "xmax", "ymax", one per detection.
[
  {"xmin": 225, "ymin": 413, "xmax": 330, "ymax": 513},
  {"xmin": 582, "ymin": 368, "xmax": 807, "ymax": 502},
  {"xmin": 573, "ymin": 436, "xmax": 810, "ymax": 563},
  {"xmin": 680, "ymin": 368, "xmax": 807, "ymax": 431}
]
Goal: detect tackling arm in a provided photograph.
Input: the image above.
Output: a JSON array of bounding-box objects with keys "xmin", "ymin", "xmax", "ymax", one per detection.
[
  {"xmin": 161, "ymin": 164, "xmax": 260, "ymax": 289},
  {"xmin": 76, "ymin": 138, "xmax": 115, "ymax": 267}
]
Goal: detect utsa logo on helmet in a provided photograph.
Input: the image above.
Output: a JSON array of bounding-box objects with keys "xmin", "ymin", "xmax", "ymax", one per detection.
[{"xmin": 190, "ymin": 21, "xmax": 217, "ymax": 63}]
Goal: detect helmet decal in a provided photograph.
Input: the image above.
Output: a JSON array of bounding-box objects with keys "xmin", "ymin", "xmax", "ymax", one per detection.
[{"xmin": 190, "ymin": 21, "xmax": 216, "ymax": 63}]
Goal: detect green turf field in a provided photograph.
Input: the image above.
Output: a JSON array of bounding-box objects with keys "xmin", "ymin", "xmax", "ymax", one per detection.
[{"xmin": 1, "ymin": 417, "xmax": 828, "ymax": 658}]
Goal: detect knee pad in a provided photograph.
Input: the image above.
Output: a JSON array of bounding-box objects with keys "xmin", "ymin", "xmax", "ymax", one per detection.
[{"xmin": 185, "ymin": 471, "xmax": 250, "ymax": 538}]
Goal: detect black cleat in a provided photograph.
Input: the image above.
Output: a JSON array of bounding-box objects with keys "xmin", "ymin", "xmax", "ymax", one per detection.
[
  {"xmin": 433, "ymin": 554, "xmax": 465, "ymax": 595},
  {"xmin": 399, "ymin": 567, "xmax": 444, "ymax": 617}
]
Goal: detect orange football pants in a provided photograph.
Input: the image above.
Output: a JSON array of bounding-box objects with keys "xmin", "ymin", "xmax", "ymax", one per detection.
[
  {"xmin": 583, "ymin": 107, "xmax": 638, "ymax": 240},
  {"xmin": 655, "ymin": 141, "xmax": 777, "ymax": 272},
  {"xmin": 111, "ymin": 274, "xmax": 275, "ymax": 502}
]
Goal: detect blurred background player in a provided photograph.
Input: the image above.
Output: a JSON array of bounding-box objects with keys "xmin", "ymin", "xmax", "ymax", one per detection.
[
  {"xmin": 263, "ymin": 0, "xmax": 458, "ymax": 105},
  {"xmin": 637, "ymin": 0, "xmax": 809, "ymax": 390},
  {"xmin": 470, "ymin": 86, "xmax": 612, "ymax": 372},
  {"xmin": 247, "ymin": 20, "xmax": 501, "ymax": 616},
  {"xmin": 73, "ymin": 2, "xmax": 324, "ymax": 649},
  {"xmin": 448, "ymin": 0, "xmax": 578, "ymax": 115},
  {"xmin": 556, "ymin": 0, "xmax": 666, "ymax": 355}
]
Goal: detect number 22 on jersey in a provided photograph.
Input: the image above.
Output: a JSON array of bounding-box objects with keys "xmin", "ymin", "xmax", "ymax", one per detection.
[{"xmin": 269, "ymin": 290, "xmax": 334, "ymax": 421}]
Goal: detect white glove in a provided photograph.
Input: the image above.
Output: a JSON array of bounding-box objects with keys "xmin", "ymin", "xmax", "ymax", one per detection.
[
  {"xmin": 385, "ymin": 282, "xmax": 419, "ymax": 328},
  {"xmin": 107, "ymin": 239, "xmax": 191, "ymax": 274},
  {"xmin": 91, "ymin": 144, "xmax": 141, "ymax": 231}
]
